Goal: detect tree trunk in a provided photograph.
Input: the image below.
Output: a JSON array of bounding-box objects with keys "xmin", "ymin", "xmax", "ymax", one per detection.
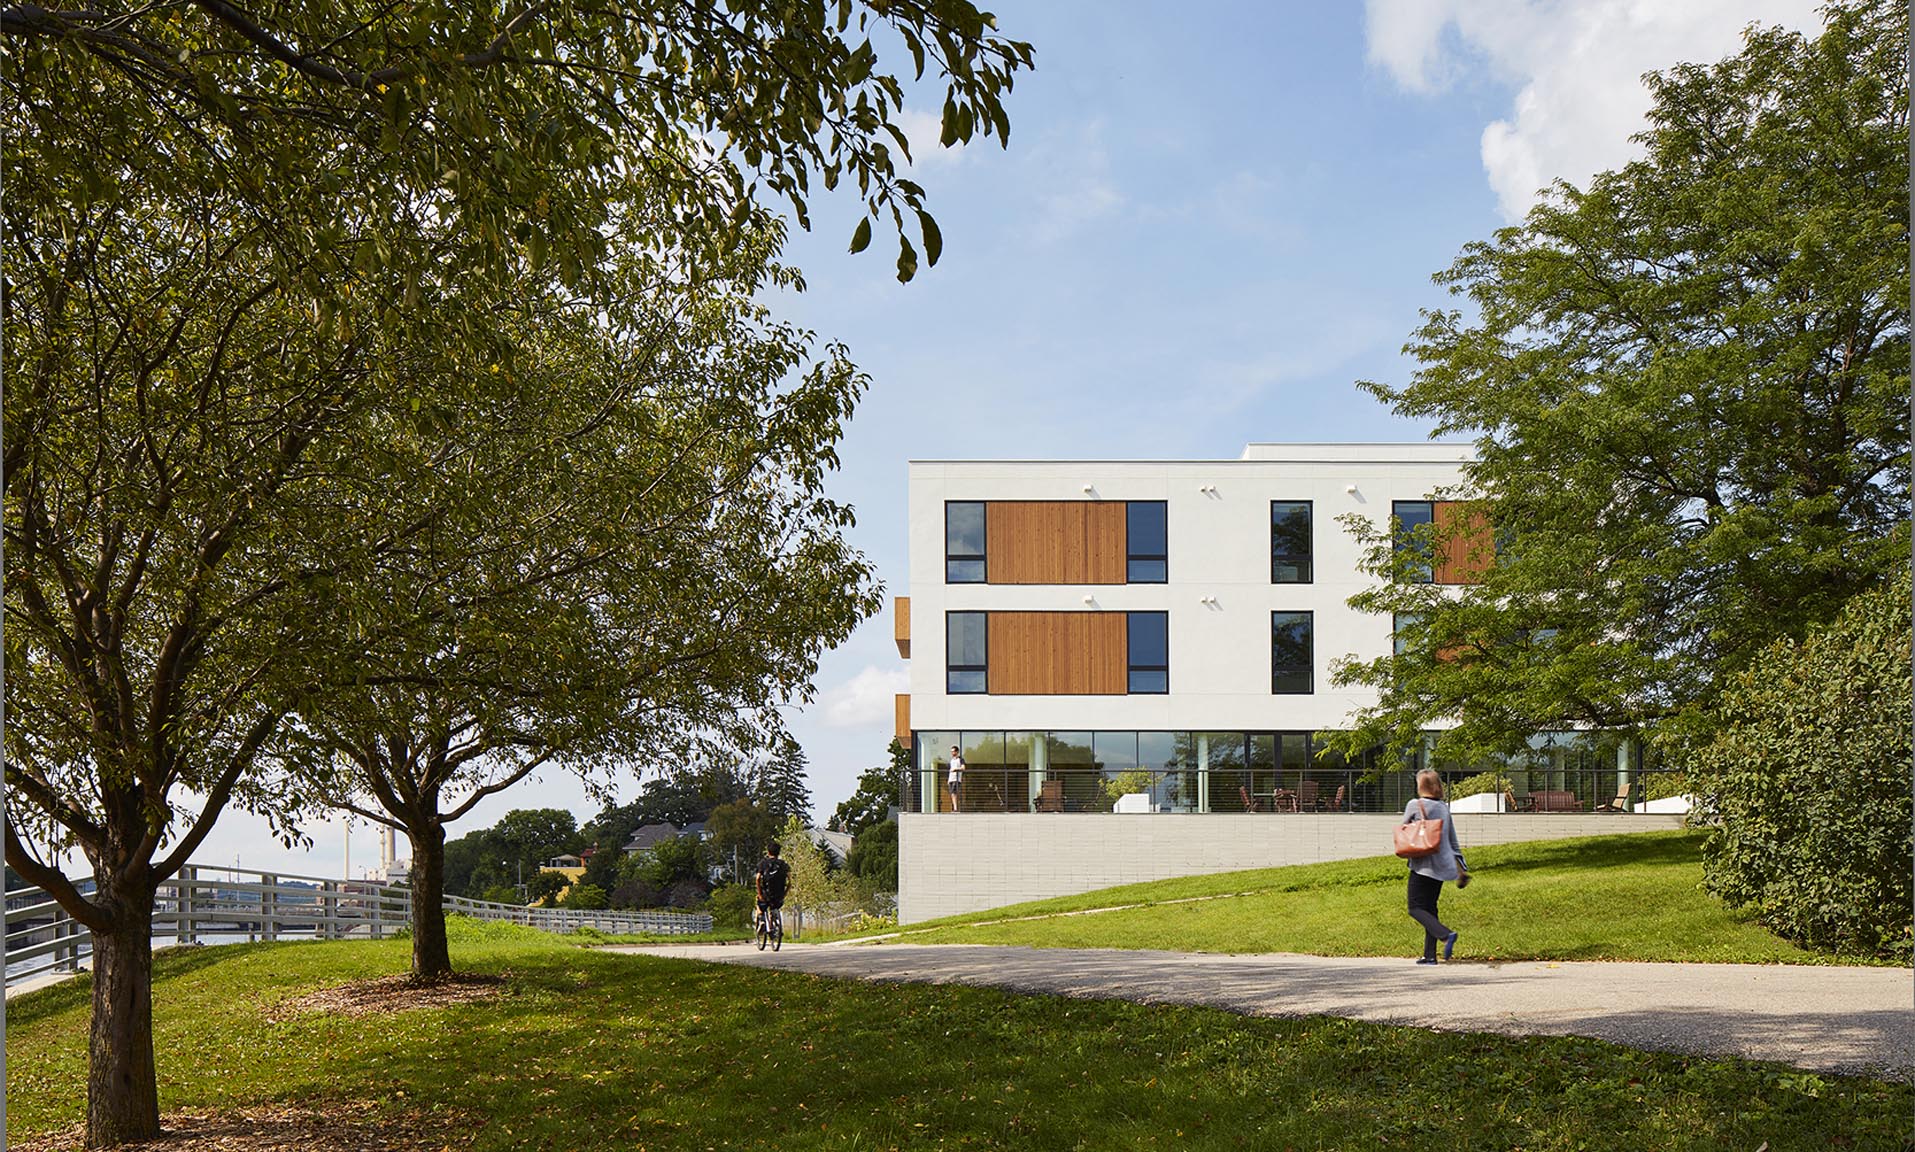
[
  {"xmin": 407, "ymin": 823, "xmax": 452, "ymax": 980},
  {"xmin": 86, "ymin": 898, "xmax": 160, "ymax": 1147}
]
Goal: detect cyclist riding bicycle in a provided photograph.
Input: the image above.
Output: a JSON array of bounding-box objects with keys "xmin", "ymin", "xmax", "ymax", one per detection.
[{"xmin": 754, "ymin": 841, "xmax": 791, "ymax": 932}]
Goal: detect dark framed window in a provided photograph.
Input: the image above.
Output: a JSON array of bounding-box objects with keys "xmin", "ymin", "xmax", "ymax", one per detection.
[
  {"xmin": 1270, "ymin": 501, "xmax": 1312, "ymax": 583},
  {"xmin": 1392, "ymin": 500, "xmax": 1434, "ymax": 583},
  {"xmin": 1271, "ymin": 611, "xmax": 1313, "ymax": 694},
  {"xmin": 946, "ymin": 502, "xmax": 986, "ymax": 583},
  {"xmin": 1127, "ymin": 611, "xmax": 1169, "ymax": 693},
  {"xmin": 1126, "ymin": 501, "xmax": 1167, "ymax": 582},
  {"xmin": 947, "ymin": 612, "xmax": 987, "ymax": 693}
]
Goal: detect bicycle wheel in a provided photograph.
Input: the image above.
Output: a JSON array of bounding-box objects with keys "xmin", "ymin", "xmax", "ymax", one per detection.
[
  {"xmin": 755, "ymin": 912, "xmax": 768, "ymax": 951},
  {"xmin": 770, "ymin": 911, "xmax": 782, "ymax": 952}
]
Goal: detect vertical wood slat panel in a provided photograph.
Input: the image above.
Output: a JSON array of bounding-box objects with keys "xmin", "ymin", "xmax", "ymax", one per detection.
[
  {"xmin": 987, "ymin": 612, "xmax": 1127, "ymax": 695},
  {"xmin": 1057, "ymin": 502, "xmax": 1089, "ymax": 584},
  {"xmin": 1433, "ymin": 500, "xmax": 1493, "ymax": 584},
  {"xmin": 893, "ymin": 596, "xmax": 910, "ymax": 657},
  {"xmin": 986, "ymin": 502, "xmax": 1127, "ymax": 585},
  {"xmin": 1088, "ymin": 613, "xmax": 1128, "ymax": 694},
  {"xmin": 1086, "ymin": 503, "xmax": 1128, "ymax": 584},
  {"xmin": 894, "ymin": 694, "xmax": 911, "ymax": 749}
]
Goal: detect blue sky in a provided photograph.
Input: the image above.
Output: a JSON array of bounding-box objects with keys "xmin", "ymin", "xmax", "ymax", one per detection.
[{"xmin": 199, "ymin": 0, "xmax": 1825, "ymax": 878}]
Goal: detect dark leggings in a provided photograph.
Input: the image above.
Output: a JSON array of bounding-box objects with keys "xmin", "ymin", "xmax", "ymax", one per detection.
[{"xmin": 1407, "ymin": 872, "xmax": 1450, "ymax": 960}]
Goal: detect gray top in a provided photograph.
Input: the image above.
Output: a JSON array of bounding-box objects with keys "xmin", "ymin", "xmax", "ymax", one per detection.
[{"xmin": 1401, "ymin": 798, "xmax": 1467, "ymax": 882}]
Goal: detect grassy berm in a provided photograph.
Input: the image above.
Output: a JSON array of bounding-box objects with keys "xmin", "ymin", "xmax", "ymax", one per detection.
[
  {"xmin": 859, "ymin": 831, "xmax": 1891, "ymax": 964},
  {"xmin": 8, "ymin": 916, "xmax": 1910, "ymax": 1150}
]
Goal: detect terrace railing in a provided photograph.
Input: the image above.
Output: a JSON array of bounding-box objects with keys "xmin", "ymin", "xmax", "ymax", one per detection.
[{"xmin": 5, "ymin": 864, "xmax": 711, "ymax": 990}]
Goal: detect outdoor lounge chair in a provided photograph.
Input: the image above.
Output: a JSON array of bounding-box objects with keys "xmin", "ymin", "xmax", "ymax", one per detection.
[
  {"xmin": 1239, "ymin": 785, "xmax": 1260, "ymax": 813},
  {"xmin": 1036, "ymin": 780, "xmax": 1065, "ymax": 813},
  {"xmin": 1595, "ymin": 783, "xmax": 1633, "ymax": 813}
]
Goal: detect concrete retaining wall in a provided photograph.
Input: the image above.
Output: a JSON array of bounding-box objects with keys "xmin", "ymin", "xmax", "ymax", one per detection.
[{"xmin": 897, "ymin": 812, "xmax": 1687, "ymax": 923}]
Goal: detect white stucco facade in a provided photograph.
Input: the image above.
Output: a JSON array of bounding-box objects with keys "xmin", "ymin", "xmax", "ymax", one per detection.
[{"xmin": 906, "ymin": 443, "xmax": 1474, "ymax": 735}]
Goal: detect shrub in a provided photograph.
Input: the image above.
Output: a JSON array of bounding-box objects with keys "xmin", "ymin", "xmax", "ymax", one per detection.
[
  {"xmin": 478, "ymin": 884, "xmax": 523, "ymax": 906},
  {"xmin": 846, "ymin": 819, "xmax": 899, "ymax": 892},
  {"xmin": 559, "ymin": 883, "xmax": 609, "ymax": 910},
  {"xmin": 527, "ymin": 869, "xmax": 570, "ymax": 905},
  {"xmin": 707, "ymin": 884, "xmax": 754, "ymax": 931},
  {"xmin": 1693, "ymin": 572, "xmax": 1912, "ymax": 961},
  {"xmin": 1446, "ymin": 770, "xmax": 1512, "ymax": 801},
  {"xmin": 1642, "ymin": 772, "xmax": 1690, "ymax": 802}
]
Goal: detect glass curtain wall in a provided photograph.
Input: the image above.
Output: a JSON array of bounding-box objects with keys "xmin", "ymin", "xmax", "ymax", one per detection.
[{"xmin": 907, "ymin": 730, "xmax": 1675, "ymax": 814}]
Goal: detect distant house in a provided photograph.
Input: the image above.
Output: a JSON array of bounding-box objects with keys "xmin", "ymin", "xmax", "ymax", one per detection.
[
  {"xmin": 811, "ymin": 827, "xmax": 854, "ymax": 864},
  {"xmin": 622, "ymin": 822, "xmax": 710, "ymax": 858}
]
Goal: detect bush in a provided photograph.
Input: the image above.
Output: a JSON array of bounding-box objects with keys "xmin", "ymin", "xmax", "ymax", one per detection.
[
  {"xmin": 846, "ymin": 819, "xmax": 898, "ymax": 892},
  {"xmin": 527, "ymin": 869, "xmax": 570, "ymax": 905},
  {"xmin": 707, "ymin": 884, "xmax": 754, "ymax": 931},
  {"xmin": 1693, "ymin": 572, "xmax": 1912, "ymax": 961},
  {"xmin": 478, "ymin": 884, "xmax": 522, "ymax": 906},
  {"xmin": 1446, "ymin": 771, "xmax": 1512, "ymax": 801},
  {"xmin": 1642, "ymin": 772, "xmax": 1690, "ymax": 802},
  {"xmin": 559, "ymin": 883, "xmax": 609, "ymax": 910}
]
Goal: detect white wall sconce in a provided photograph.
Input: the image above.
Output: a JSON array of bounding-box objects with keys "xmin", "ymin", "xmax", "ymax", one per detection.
[
  {"xmin": 1082, "ymin": 594, "xmax": 1096, "ymax": 605},
  {"xmin": 1081, "ymin": 483, "xmax": 1094, "ymax": 494},
  {"xmin": 1345, "ymin": 484, "xmax": 1359, "ymax": 495}
]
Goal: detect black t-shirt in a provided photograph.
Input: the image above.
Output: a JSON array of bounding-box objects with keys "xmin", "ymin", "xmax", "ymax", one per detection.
[{"xmin": 755, "ymin": 857, "xmax": 791, "ymax": 901}]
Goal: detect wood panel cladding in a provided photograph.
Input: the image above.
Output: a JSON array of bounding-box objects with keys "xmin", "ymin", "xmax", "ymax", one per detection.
[
  {"xmin": 987, "ymin": 612, "xmax": 1127, "ymax": 695},
  {"xmin": 894, "ymin": 693, "xmax": 911, "ymax": 749},
  {"xmin": 985, "ymin": 501, "xmax": 1128, "ymax": 584},
  {"xmin": 893, "ymin": 596, "xmax": 910, "ymax": 657},
  {"xmin": 1433, "ymin": 500, "xmax": 1494, "ymax": 585}
]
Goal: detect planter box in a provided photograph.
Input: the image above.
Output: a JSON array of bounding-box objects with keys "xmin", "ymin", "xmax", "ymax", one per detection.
[{"xmin": 1634, "ymin": 795, "xmax": 1693, "ymax": 814}]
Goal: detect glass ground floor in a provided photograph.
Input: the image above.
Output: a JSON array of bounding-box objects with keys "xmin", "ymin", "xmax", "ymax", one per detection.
[{"xmin": 906, "ymin": 729, "xmax": 1678, "ymax": 816}]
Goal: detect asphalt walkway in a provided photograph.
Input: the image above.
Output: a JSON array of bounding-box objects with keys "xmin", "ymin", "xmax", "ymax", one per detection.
[{"xmin": 610, "ymin": 942, "xmax": 1915, "ymax": 1080}]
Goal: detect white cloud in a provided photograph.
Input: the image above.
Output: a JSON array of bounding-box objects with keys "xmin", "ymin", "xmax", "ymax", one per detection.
[
  {"xmin": 1365, "ymin": 0, "xmax": 1824, "ymax": 220},
  {"xmin": 893, "ymin": 107, "xmax": 971, "ymax": 170},
  {"xmin": 814, "ymin": 663, "xmax": 910, "ymax": 729}
]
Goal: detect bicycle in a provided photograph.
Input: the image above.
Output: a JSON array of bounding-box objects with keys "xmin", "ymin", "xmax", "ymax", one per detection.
[{"xmin": 755, "ymin": 905, "xmax": 783, "ymax": 952}]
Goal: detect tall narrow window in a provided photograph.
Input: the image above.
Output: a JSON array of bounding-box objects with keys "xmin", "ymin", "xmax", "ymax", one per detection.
[
  {"xmin": 946, "ymin": 502, "xmax": 986, "ymax": 583},
  {"xmin": 1271, "ymin": 611, "xmax": 1313, "ymax": 694},
  {"xmin": 1126, "ymin": 501, "xmax": 1167, "ymax": 582},
  {"xmin": 1270, "ymin": 501, "xmax": 1312, "ymax": 583},
  {"xmin": 1392, "ymin": 611, "xmax": 1422, "ymax": 656},
  {"xmin": 947, "ymin": 612, "xmax": 987, "ymax": 693},
  {"xmin": 1127, "ymin": 612, "xmax": 1169, "ymax": 693},
  {"xmin": 1392, "ymin": 500, "xmax": 1434, "ymax": 583}
]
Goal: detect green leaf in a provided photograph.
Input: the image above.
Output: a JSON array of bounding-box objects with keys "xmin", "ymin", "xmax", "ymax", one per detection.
[
  {"xmin": 916, "ymin": 210, "xmax": 942, "ymax": 267},
  {"xmin": 848, "ymin": 216, "xmax": 872, "ymax": 254}
]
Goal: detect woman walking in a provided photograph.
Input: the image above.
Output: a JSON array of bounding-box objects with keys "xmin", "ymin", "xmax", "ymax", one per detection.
[{"xmin": 1403, "ymin": 768, "xmax": 1468, "ymax": 964}]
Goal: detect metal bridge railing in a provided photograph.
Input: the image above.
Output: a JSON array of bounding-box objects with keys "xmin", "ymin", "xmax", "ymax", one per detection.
[{"xmin": 5, "ymin": 864, "xmax": 712, "ymax": 989}]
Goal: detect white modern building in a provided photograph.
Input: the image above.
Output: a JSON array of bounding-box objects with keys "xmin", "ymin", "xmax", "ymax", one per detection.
[{"xmin": 892, "ymin": 443, "xmax": 1682, "ymax": 922}]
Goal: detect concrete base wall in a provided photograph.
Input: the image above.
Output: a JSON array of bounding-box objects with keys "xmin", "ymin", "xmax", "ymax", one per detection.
[{"xmin": 897, "ymin": 813, "xmax": 1687, "ymax": 923}]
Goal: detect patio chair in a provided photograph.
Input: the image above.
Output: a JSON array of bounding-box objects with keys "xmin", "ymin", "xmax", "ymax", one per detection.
[
  {"xmin": 1331, "ymin": 784, "xmax": 1347, "ymax": 812},
  {"xmin": 1035, "ymin": 780, "xmax": 1065, "ymax": 813},
  {"xmin": 1595, "ymin": 783, "xmax": 1633, "ymax": 813},
  {"xmin": 1238, "ymin": 785, "xmax": 1261, "ymax": 813},
  {"xmin": 1298, "ymin": 780, "xmax": 1321, "ymax": 810}
]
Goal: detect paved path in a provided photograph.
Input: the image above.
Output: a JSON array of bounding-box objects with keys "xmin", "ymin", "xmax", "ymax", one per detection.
[{"xmin": 610, "ymin": 943, "xmax": 1915, "ymax": 1080}]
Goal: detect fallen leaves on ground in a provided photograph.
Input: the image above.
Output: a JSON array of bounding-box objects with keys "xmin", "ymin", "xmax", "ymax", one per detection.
[
  {"xmin": 278, "ymin": 972, "xmax": 506, "ymax": 1018},
  {"xmin": 16, "ymin": 1103, "xmax": 472, "ymax": 1151}
]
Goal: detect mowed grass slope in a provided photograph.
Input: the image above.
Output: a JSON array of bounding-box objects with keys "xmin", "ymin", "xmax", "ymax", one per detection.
[
  {"xmin": 869, "ymin": 831, "xmax": 1875, "ymax": 964},
  {"xmin": 9, "ymin": 920, "xmax": 1909, "ymax": 1151}
]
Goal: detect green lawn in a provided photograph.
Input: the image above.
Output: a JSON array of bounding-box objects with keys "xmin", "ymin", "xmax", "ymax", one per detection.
[
  {"xmin": 9, "ymin": 919, "xmax": 1911, "ymax": 1150},
  {"xmin": 858, "ymin": 831, "xmax": 1882, "ymax": 964}
]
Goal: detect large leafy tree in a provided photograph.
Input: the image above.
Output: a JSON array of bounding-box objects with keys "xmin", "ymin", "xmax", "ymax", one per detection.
[
  {"xmin": 0, "ymin": 165, "xmax": 436, "ymax": 1145},
  {"xmin": 7, "ymin": 0, "xmax": 1034, "ymax": 284},
  {"xmin": 302, "ymin": 231, "xmax": 878, "ymax": 979},
  {"xmin": 1332, "ymin": 2, "xmax": 1908, "ymax": 763},
  {"xmin": 9, "ymin": 3, "xmax": 1030, "ymax": 1143}
]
